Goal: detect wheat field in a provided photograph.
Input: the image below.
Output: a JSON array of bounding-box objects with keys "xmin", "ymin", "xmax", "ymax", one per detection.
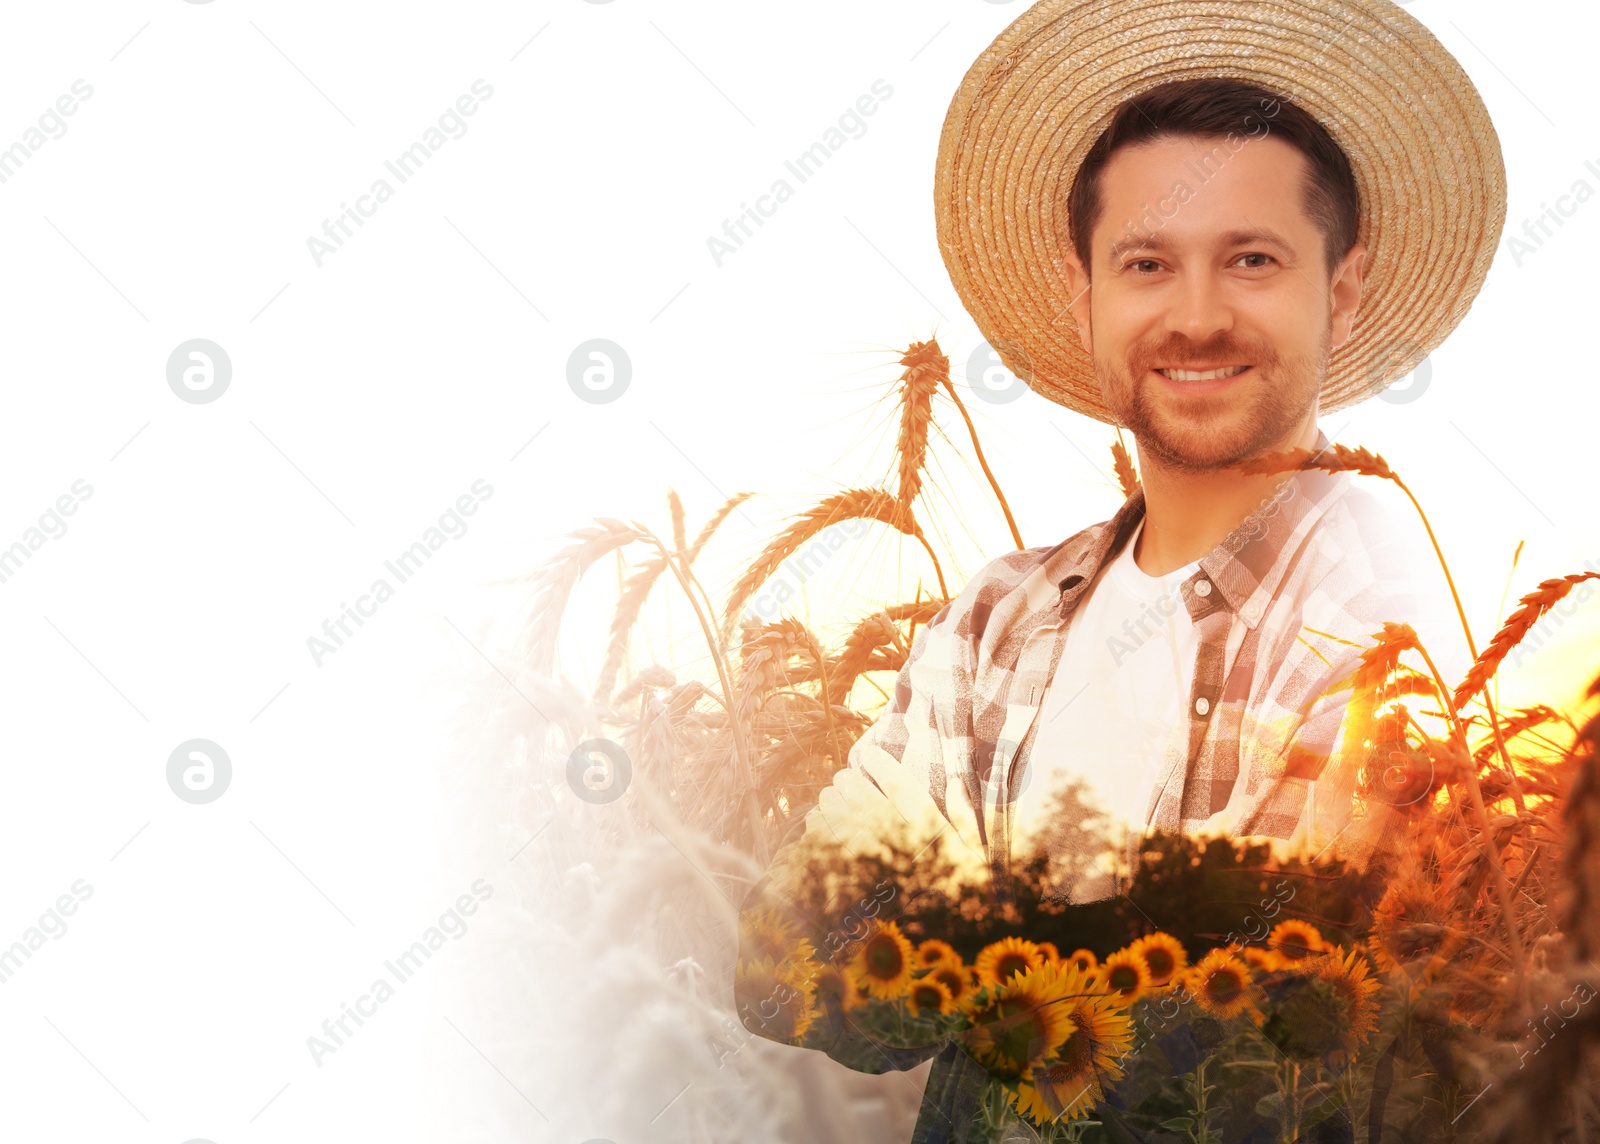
[{"xmin": 435, "ymin": 339, "xmax": 1600, "ymax": 1143}]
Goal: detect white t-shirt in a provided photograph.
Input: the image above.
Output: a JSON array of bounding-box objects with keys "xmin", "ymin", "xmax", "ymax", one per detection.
[{"xmin": 1011, "ymin": 518, "xmax": 1202, "ymax": 904}]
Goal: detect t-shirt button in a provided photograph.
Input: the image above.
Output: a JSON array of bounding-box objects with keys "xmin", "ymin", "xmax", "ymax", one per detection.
[
  {"xmin": 1194, "ymin": 696, "xmax": 1211, "ymax": 716},
  {"xmin": 1243, "ymin": 601, "xmax": 1262, "ymax": 622},
  {"xmin": 1194, "ymin": 579, "xmax": 1212, "ymax": 597}
]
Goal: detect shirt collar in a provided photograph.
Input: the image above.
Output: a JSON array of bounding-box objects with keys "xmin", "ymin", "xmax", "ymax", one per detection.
[{"xmin": 1046, "ymin": 428, "xmax": 1350, "ymax": 630}]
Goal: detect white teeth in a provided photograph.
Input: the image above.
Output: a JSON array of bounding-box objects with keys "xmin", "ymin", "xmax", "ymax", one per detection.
[{"xmin": 1158, "ymin": 365, "xmax": 1250, "ymax": 382}]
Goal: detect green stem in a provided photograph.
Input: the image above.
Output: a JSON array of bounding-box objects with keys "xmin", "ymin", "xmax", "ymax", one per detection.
[{"xmin": 1282, "ymin": 1060, "xmax": 1301, "ymax": 1144}]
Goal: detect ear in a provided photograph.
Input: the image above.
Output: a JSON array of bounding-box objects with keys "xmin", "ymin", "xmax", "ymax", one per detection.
[
  {"xmin": 1328, "ymin": 241, "xmax": 1367, "ymax": 349},
  {"xmin": 1060, "ymin": 248, "xmax": 1094, "ymax": 354}
]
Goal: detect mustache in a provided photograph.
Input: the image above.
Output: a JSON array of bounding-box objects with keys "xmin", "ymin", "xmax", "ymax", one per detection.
[{"xmin": 1131, "ymin": 335, "xmax": 1279, "ymax": 371}]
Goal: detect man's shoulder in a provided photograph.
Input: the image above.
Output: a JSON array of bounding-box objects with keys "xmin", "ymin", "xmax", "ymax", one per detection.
[
  {"xmin": 1290, "ymin": 477, "xmax": 1473, "ymax": 684},
  {"xmin": 934, "ymin": 514, "xmax": 1118, "ymax": 636}
]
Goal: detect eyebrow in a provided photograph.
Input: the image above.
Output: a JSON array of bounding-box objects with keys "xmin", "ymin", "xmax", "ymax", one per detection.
[{"xmin": 1106, "ymin": 228, "xmax": 1300, "ymax": 264}]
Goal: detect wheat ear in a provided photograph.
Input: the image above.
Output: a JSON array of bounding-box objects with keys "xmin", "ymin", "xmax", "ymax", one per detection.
[
  {"xmin": 722, "ymin": 490, "xmax": 946, "ymax": 639},
  {"xmin": 523, "ymin": 518, "xmax": 645, "ymax": 676},
  {"xmin": 1237, "ymin": 441, "xmax": 1529, "ymax": 808},
  {"xmin": 1111, "ymin": 430, "xmax": 1140, "ymax": 499},
  {"xmin": 895, "ymin": 340, "xmax": 944, "ymax": 514},
  {"xmin": 1454, "ymin": 574, "xmax": 1600, "ymax": 711},
  {"xmin": 668, "ymin": 488, "xmax": 687, "ymax": 557},
  {"xmin": 594, "ymin": 551, "xmax": 668, "ymax": 707}
]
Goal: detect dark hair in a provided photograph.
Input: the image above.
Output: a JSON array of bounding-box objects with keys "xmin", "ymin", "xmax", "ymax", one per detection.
[{"xmin": 1066, "ymin": 78, "xmax": 1359, "ymax": 277}]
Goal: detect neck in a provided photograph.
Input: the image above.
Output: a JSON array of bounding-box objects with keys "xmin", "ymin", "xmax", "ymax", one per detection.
[{"xmin": 1131, "ymin": 416, "xmax": 1321, "ymax": 577}]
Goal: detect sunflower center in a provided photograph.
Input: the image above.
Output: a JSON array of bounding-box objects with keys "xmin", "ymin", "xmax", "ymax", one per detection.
[
  {"xmin": 1144, "ymin": 948, "xmax": 1174, "ymax": 980},
  {"xmin": 1107, "ymin": 965, "xmax": 1140, "ymax": 993},
  {"xmin": 1055, "ymin": 1024, "xmax": 1095, "ymax": 1075},
  {"xmin": 1204, "ymin": 968, "xmax": 1245, "ymax": 1005},
  {"xmin": 995, "ymin": 952, "xmax": 1031, "ymax": 981},
  {"xmin": 865, "ymin": 936, "xmax": 906, "ymax": 979}
]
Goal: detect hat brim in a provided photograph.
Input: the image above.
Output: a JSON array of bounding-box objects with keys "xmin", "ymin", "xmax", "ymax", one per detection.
[{"xmin": 934, "ymin": 0, "xmax": 1507, "ymax": 424}]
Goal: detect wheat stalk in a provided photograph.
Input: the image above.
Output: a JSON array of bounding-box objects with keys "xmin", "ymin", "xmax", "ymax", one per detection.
[
  {"xmin": 1454, "ymin": 574, "xmax": 1600, "ymax": 712},
  {"xmin": 686, "ymin": 493, "xmax": 754, "ymax": 568},
  {"xmin": 1560, "ymin": 676, "xmax": 1600, "ymax": 959},
  {"xmin": 1236, "ymin": 440, "xmax": 1537, "ymax": 812},
  {"xmin": 722, "ymin": 489, "xmax": 946, "ymax": 640},
  {"xmin": 827, "ymin": 611, "xmax": 901, "ymax": 707},
  {"xmin": 1236, "ymin": 441, "xmax": 1397, "ymax": 483},
  {"xmin": 895, "ymin": 340, "xmax": 944, "ymax": 514},
  {"xmin": 1349, "ymin": 621, "xmax": 1532, "ymax": 976},
  {"xmin": 594, "ymin": 551, "xmax": 670, "ymax": 707},
  {"xmin": 635, "ymin": 526, "xmax": 768, "ymax": 863},
  {"xmin": 524, "ymin": 519, "xmax": 646, "ymax": 676},
  {"xmin": 669, "ymin": 488, "xmax": 687, "ymax": 557},
  {"xmin": 929, "ymin": 342, "xmax": 1025, "ymax": 550},
  {"xmin": 597, "ymin": 493, "xmax": 755, "ymax": 707},
  {"xmin": 1473, "ymin": 706, "xmax": 1561, "ymax": 767},
  {"xmin": 1111, "ymin": 430, "xmax": 1140, "ymax": 499},
  {"xmin": 1482, "ymin": 677, "xmax": 1600, "ymax": 1143}
]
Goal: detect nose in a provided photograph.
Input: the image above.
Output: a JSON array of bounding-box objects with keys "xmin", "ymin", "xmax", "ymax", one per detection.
[{"xmin": 1164, "ymin": 270, "xmax": 1234, "ymax": 343}]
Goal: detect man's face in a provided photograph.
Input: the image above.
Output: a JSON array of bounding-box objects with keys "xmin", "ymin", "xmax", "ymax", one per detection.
[{"xmin": 1062, "ymin": 134, "xmax": 1366, "ymax": 472}]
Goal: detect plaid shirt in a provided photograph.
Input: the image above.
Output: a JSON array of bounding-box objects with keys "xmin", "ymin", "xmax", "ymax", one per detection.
[{"xmin": 739, "ymin": 428, "xmax": 1469, "ymax": 1142}]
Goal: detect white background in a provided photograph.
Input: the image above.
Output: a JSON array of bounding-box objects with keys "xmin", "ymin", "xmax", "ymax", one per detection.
[{"xmin": 0, "ymin": 1, "xmax": 1595, "ymax": 1141}]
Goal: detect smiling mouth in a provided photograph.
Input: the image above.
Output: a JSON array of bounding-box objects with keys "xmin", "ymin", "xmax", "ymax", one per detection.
[{"xmin": 1155, "ymin": 365, "xmax": 1252, "ymax": 382}]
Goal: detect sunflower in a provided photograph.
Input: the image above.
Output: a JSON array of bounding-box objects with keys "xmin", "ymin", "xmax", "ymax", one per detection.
[
  {"xmin": 960, "ymin": 973, "xmax": 1075, "ymax": 1080},
  {"xmin": 1259, "ymin": 943, "xmax": 1383, "ymax": 1061},
  {"xmin": 1131, "ymin": 933, "xmax": 1188, "ymax": 988},
  {"xmin": 738, "ymin": 907, "xmax": 816, "ymax": 968},
  {"xmin": 1100, "ymin": 948, "xmax": 1152, "ymax": 1003},
  {"xmin": 1183, "ymin": 949, "xmax": 1254, "ymax": 1020},
  {"xmin": 1239, "ymin": 946, "xmax": 1284, "ymax": 974},
  {"xmin": 907, "ymin": 976, "xmax": 957, "ymax": 1018},
  {"xmin": 1371, "ymin": 881, "xmax": 1454, "ymax": 964},
  {"xmin": 734, "ymin": 956, "xmax": 821, "ymax": 1043},
  {"xmin": 933, "ymin": 964, "xmax": 975, "ymax": 1007},
  {"xmin": 1066, "ymin": 948, "xmax": 1099, "ymax": 974},
  {"xmin": 975, "ymin": 936, "xmax": 1046, "ymax": 987},
  {"xmin": 811, "ymin": 963, "xmax": 862, "ymax": 1012},
  {"xmin": 1309, "ymin": 945, "xmax": 1382, "ymax": 1048},
  {"xmin": 849, "ymin": 920, "xmax": 916, "ymax": 999},
  {"xmin": 1267, "ymin": 919, "xmax": 1328, "ymax": 964},
  {"xmin": 916, "ymin": 938, "xmax": 960, "ymax": 969},
  {"xmin": 1008, "ymin": 962, "xmax": 1136, "ymax": 1125},
  {"xmin": 1037, "ymin": 941, "xmax": 1062, "ymax": 964}
]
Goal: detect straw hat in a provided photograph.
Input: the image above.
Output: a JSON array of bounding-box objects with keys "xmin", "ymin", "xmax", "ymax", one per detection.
[{"xmin": 934, "ymin": 0, "xmax": 1506, "ymax": 425}]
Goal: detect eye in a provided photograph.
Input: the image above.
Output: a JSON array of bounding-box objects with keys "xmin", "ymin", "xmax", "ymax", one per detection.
[
  {"xmin": 1128, "ymin": 258, "xmax": 1162, "ymax": 274},
  {"xmin": 1235, "ymin": 252, "xmax": 1275, "ymax": 269}
]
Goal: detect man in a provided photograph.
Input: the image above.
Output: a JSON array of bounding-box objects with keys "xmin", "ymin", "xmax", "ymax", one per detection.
[{"xmin": 736, "ymin": 1, "xmax": 1505, "ymax": 1139}]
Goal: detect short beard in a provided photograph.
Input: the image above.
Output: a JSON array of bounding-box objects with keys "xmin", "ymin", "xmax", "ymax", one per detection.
[{"xmin": 1098, "ymin": 324, "xmax": 1329, "ymax": 474}]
